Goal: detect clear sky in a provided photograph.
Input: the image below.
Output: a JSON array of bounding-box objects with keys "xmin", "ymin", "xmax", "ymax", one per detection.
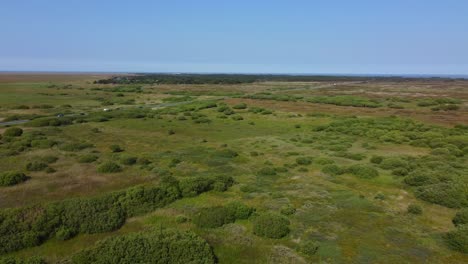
[{"xmin": 1, "ymin": 0, "xmax": 468, "ymax": 75}]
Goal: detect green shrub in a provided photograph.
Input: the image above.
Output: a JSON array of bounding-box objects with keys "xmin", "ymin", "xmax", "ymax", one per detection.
[
  {"xmin": 415, "ymin": 183, "xmax": 468, "ymax": 208},
  {"xmin": 453, "ymin": 209, "xmax": 468, "ymax": 227},
  {"xmin": 407, "ymin": 204, "xmax": 422, "ymax": 215},
  {"xmin": 78, "ymin": 154, "xmax": 99, "ymax": 163},
  {"xmin": 175, "ymin": 215, "xmax": 188, "ymax": 223},
  {"xmin": 296, "ymin": 157, "xmax": 312, "ymax": 165},
  {"xmin": 322, "ymin": 164, "xmax": 344, "ymax": 176},
  {"xmin": 334, "ymin": 152, "xmax": 366, "ymax": 161},
  {"xmin": 231, "ymin": 115, "xmax": 244, "ymax": 121},
  {"xmin": 0, "ymin": 172, "xmax": 28, "ymax": 187},
  {"xmin": 26, "ymin": 161, "xmax": 48, "ymax": 172},
  {"xmin": 232, "ymin": 103, "xmax": 247, "ymax": 109},
  {"xmin": 445, "ymin": 225, "xmax": 468, "ymax": 253},
  {"xmin": 193, "ymin": 207, "xmax": 235, "ymax": 228},
  {"xmin": 379, "ymin": 157, "xmax": 408, "ymax": 170},
  {"xmin": 71, "ymin": 230, "xmax": 215, "ymax": 264},
  {"xmin": 60, "ymin": 142, "xmax": 93, "ymax": 152},
  {"xmin": 120, "ymin": 155, "xmax": 137, "ymax": 165},
  {"xmin": 214, "ymin": 149, "xmax": 239, "ymax": 158},
  {"xmin": 370, "ymin": 155, "xmax": 383, "ymax": 164},
  {"xmin": 299, "ymin": 241, "xmax": 320, "ymax": 256},
  {"xmin": 347, "ymin": 164, "xmax": 379, "ymax": 179},
  {"xmin": 257, "ymin": 167, "xmax": 277, "ymax": 176},
  {"xmin": 253, "ymin": 212, "xmax": 290, "ymax": 239},
  {"xmin": 374, "ymin": 193, "xmax": 386, "ymax": 200},
  {"xmin": 40, "ymin": 155, "xmax": 58, "ymax": 164},
  {"xmin": 280, "ymin": 205, "xmax": 296, "ymax": 216},
  {"xmin": 110, "ymin": 144, "xmax": 124, "ymax": 152},
  {"xmin": 315, "ymin": 157, "xmax": 335, "ymax": 165},
  {"xmin": 97, "ymin": 162, "xmax": 122, "ymax": 173},
  {"xmin": 31, "ymin": 139, "xmax": 56, "ymax": 149},
  {"xmin": 226, "ymin": 201, "xmax": 254, "ymax": 219},
  {"xmin": 55, "ymin": 227, "xmax": 75, "ymax": 241},
  {"xmin": 403, "ymin": 169, "xmax": 439, "ymax": 186},
  {"xmin": 179, "ymin": 177, "xmax": 213, "ymax": 197},
  {"xmin": 3, "ymin": 127, "xmax": 23, "ymax": 137}
]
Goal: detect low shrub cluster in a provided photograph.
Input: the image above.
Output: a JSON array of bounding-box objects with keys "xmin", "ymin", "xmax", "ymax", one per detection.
[
  {"xmin": 71, "ymin": 230, "xmax": 215, "ymax": 264},
  {"xmin": 321, "ymin": 164, "xmax": 378, "ymax": 179},
  {"xmin": 60, "ymin": 142, "xmax": 94, "ymax": 152},
  {"xmin": 407, "ymin": 204, "xmax": 423, "ymax": 215},
  {"xmin": 296, "ymin": 156, "xmax": 312, "ymax": 165},
  {"xmin": 253, "ymin": 212, "xmax": 290, "ymax": 239},
  {"xmin": 97, "ymin": 161, "xmax": 122, "ymax": 173},
  {"xmin": 193, "ymin": 202, "xmax": 254, "ymax": 229},
  {"xmin": 0, "ymin": 175, "xmax": 233, "ymax": 254},
  {"xmin": 453, "ymin": 209, "xmax": 468, "ymax": 227},
  {"xmin": 78, "ymin": 154, "xmax": 99, "ymax": 163},
  {"xmin": 3, "ymin": 127, "xmax": 23, "ymax": 137},
  {"xmin": 306, "ymin": 95, "xmax": 381, "ymax": 108},
  {"xmin": 0, "ymin": 172, "xmax": 28, "ymax": 187}
]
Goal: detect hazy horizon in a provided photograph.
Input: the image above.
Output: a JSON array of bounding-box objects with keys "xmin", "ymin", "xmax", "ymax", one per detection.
[{"xmin": 1, "ymin": 1, "xmax": 467, "ymax": 75}]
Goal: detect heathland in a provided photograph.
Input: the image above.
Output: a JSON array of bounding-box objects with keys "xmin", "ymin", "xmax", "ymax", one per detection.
[{"xmin": 0, "ymin": 73, "xmax": 467, "ymax": 263}]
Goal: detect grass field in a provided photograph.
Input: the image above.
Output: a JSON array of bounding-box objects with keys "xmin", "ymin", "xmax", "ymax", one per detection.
[{"xmin": 0, "ymin": 74, "xmax": 467, "ymax": 263}]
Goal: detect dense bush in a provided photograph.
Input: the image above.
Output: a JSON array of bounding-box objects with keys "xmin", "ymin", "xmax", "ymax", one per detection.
[
  {"xmin": 306, "ymin": 95, "xmax": 381, "ymax": 108},
  {"xmin": 445, "ymin": 225, "xmax": 468, "ymax": 253},
  {"xmin": 299, "ymin": 241, "xmax": 320, "ymax": 256},
  {"xmin": 26, "ymin": 161, "xmax": 48, "ymax": 172},
  {"xmin": 226, "ymin": 201, "xmax": 254, "ymax": 219},
  {"xmin": 253, "ymin": 212, "xmax": 290, "ymax": 239},
  {"xmin": 370, "ymin": 155, "xmax": 383, "ymax": 164},
  {"xmin": 194, "ymin": 201, "xmax": 253, "ymax": 228},
  {"xmin": 55, "ymin": 226, "xmax": 75, "ymax": 241},
  {"xmin": 379, "ymin": 157, "xmax": 409, "ymax": 170},
  {"xmin": 232, "ymin": 103, "xmax": 247, "ymax": 109},
  {"xmin": 60, "ymin": 142, "xmax": 93, "ymax": 152},
  {"xmin": 78, "ymin": 154, "xmax": 99, "ymax": 163},
  {"xmin": 179, "ymin": 177, "xmax": 214, "ymax": 197},
  {"xmin": 71, "ymin": 230, "xmax": 215, "ymax": 264},
  {"xmin": 110, "ymin": 144, "xmax": 124, "ymax": 153},
  {"xmin": 296, "ymin": 157, "xmax": 312, "ymax": 165},
  {"xmin": 3, "ymin": 127, "xmax": 23, "ymax": 137},
  {"xmin": 0, "ymin": 175, "xmax": 229, "ymax": 255},
  {"xmin": 193, "ymin": 206, "xmax": 235, "ymax": 228},
  {"xmin": 334, "ymin": 151, "xmax": 366, "ymax": 161},
  {"xmin": 415, "ymin": 183, "xmax": 468, "ymax": 208},
  {"xmin": 453, "ymin": 209, "xmax": 468, "ymax": 227},
  {"xmin": 214, "ymin": 149, "xmax": 239, "ymax": 158},
  {"xmin": 97, "ymin": 162, "xmax": 122, "ymax": 173},
  {"xmin": 407, "ymin": 204, "xmax": 423, "ymax": 215},
  {"xmin": 120, "ymin": 155, "xmax": 137, "ymax": 165},
  {"xmin": 257, "ymin": 167, "xmax": 277, "ymax": 176},
  {"xmin": 347, "ymin": 164, "xmax": 379, "ymax": 179},
  {"xmin": 0, "ymin": 172, "xmax": 28, "ymax": 186},
  {"xmin": 403, "ymin": 169, "xmax": 439, "ymax": 186},
  {"xmin": 321, "ymin": 164, "xmax": 344, "ymax": 176},
  {"xmin": 40, "ymin": 155, "xmax": 58, "ymax": 164},
  {"xmin": 280, "ymin": 205, "xmax": 296, "ymax": 216}
]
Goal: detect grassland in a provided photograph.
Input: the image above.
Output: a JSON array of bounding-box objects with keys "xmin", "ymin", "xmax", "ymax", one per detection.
[{"xmin": 0, "ymin": 74, "xmax": 467, "ymax": 263}]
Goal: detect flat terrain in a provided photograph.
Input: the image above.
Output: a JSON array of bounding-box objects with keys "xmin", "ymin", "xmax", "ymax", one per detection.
[{"xmin": 0, "ymin": 74, "xmax": 467, "ymax": 263}]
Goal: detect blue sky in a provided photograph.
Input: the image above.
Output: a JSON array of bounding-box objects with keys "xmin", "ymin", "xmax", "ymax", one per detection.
[{"xmin": 1, "ymin": 0, "xmax": 467, "ymax": 74}]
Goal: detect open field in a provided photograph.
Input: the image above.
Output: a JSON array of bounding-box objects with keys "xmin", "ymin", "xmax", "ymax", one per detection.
[{"xmin": 0, "ymin": 74, "xmax": 467, "ymax": 263}]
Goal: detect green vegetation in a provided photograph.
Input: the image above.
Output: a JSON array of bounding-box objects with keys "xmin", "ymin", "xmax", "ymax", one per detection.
[
  {"xmin": 253, "ymin": 212, "xmax": 290, "ymax": 239},
  {"xmin": 0, "ymin": 75, "xmax": 467, "ymax": 262},
  {"xmin": 3, "ymin": 127, "xmax": 23, "ymax": 137},
  {"xmin": 72, "ymin": 230, "xmax": 215, "ymax": 263},
  {"xmin": 0, "ymin": 172, "xmax": 28, "ymax": 187}
]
